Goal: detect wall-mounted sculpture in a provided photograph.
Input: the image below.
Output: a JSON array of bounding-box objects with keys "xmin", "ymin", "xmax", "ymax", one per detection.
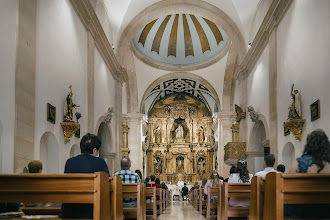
[
  {"xmin": 235, "ymin": 104, "xmax": 246, "ymax": 123},
  {"xmin": 104, "ymin": 107, "xmax": 114, "ymax": 124},
  {"xmin": 247, "ymin": 106, "xmax": 259, "ymax": 122},
  {"xmin": 284, "ymin": 84, "xmax": 305, "ymax": 141},
  {"xmin": 61, "ymin": 85, "xmax": 80, "ymax": 143}
]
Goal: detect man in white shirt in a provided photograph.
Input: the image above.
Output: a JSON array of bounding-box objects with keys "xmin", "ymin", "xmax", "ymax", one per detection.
[{"xmin": 255, "ymin": 154, "xmax": 277, "ymax": 178}]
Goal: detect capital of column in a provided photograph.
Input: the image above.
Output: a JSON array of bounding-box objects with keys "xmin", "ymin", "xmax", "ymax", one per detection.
[
  {"xmin": 214, "ymin": 111, "xmax": 236, "ymax": 122},
  {"xmin": 122, "ymin": 113, "xmax": 144, "ymax": 123}
]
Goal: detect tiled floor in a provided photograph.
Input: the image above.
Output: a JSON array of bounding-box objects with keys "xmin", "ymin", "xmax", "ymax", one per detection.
[{"xmin": 157, "ymin": 201, "xmax": 206, "ymax": 219}]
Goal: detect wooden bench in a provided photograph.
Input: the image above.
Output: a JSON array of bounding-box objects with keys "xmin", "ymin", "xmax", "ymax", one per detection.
[
  {"xmin": 194, "ymin": 188, "xmax": 199, "ymax": 209},
  {"xmin": 122, "ymin": 182, "xmax": 145, "ymax": 220},
  {"xmin": 108, "ymin": 176, "xmax": 123, "ymax": 220},
  {"xmin": 263, "ymin": 172, "xmax": 330, "ymax": 220},
  {"xmin": 145, "ymin": 187, "xmax": 157, "ymax": 220},
  {"xmin": 162, "ymin": 189, "xmax": 166, "ymax": 211},
  {"xmin": 206, "ymin": 185, "xmax": 221, "ymax": 220},
  {"xmin": 0, "ymin": 172, "xmax": 110, "ymax": 220},
  {"xmin": 156, "ymin": 188, "xmax": 163, "ymax": 215},
  {"xmin": 221, "ymin": 183, "xmax": 251, "ymax": 219},
  {"xmin": 199, "ymin": 188, "xmax": 207, "ymax": 215},
  {"xmin": 166, "ymin": 190, "xmax": 171, "ymax": 207},
  {"xmin": 21, "ymin": 207, "xmax": 61, "ymax": 215},
  {"xmin": 249, "ymin": 176, "xmax": 264, "ymax": 220}
]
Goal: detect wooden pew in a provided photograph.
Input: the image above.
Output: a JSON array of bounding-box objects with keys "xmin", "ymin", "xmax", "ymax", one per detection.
[
  {"xmin": 122, "ymin": 182, "xmax": 145, "ymax": 220},
  {"xmin": 199, "ymin": 188, "xmax": 207, "ymax": 215},
  {"xmin": 206, "ymin": 184, "xmax": 221, "ymax": 220},
  {"xmin": 194, "ymin": 188, "xmax": 199, "ymax": 209},
  {"xmin": 221, "ymin": 183, "xmax": 251, "ymax": 219},
  {"xmin": 21, "ymin": 207, "xmax": 61, "ymax": 215},
  {"xmin": 156, "ymin": 188, "xmax": 163, "ymax": 215},
  {"xmin": 0, "ymin": 172, "xmax": 110, "ymax": 220},
  {"xmin": 263, "ymin": 172, "xmax": 330, "ymax": 220},
  {"xmin": 145, "ymin": 187, "xmax": 157, "ymax": 220},
  {"xmin": 109, "ymin": 176, "xmax": 123, "ymax": 220},
  {"xmin": 249, "ymin": 176, "xmax": 264, "ymax": 220},
  {"xmin": 162, "ymin": 189, "xmax": 166, "ymax": 211}
]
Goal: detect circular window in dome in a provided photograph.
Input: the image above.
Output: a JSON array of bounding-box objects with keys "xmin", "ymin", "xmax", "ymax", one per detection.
[{"xmin": 132, "ymin": 14, "xmax": 230, "ymax": 70}]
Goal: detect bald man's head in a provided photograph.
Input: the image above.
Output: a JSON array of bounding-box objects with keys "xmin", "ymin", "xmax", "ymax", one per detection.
[{"xmin": 121, "ymin": 157, "xmax": 131, "ymax": 169}]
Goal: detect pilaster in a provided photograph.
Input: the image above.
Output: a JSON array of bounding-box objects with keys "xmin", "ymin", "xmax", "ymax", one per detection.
[{"xmin": 122, "ymin": 113, "xmax": 144, "ymax": 171}]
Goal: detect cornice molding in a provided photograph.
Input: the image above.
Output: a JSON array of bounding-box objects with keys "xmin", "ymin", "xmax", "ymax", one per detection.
[
  {"xmin": 234, "ymin": 0, "xmax": 293, "ymax": 81},
  {"xmin": 70, "ymin": 0, "xmax": 128, "ymax": 84}
]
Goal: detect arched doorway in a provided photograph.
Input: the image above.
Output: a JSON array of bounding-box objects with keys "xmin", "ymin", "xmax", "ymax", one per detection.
[
  {"xmin": 282, "ymin": 142, "xmax": 295, "ymax": 172},
  {"xmin": 70, "ymin": 144, "xmax": 80, "ymax": 157},
  {"xmin": 97, "ymin": 122, "xmax": 114, "ymax": 175},
  {"xmin": 248, "ymin": 120, "xmax": 268, "ymax": 174},
  {"xmin": 40, "ymin": 132, "xmax": 59, "ymax": 173}
]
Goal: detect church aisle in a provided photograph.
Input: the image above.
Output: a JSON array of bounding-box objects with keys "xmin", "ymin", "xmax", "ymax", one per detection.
[{"xmin": 157, "ymin": 201, "xmax": 206, "ymax": 220}]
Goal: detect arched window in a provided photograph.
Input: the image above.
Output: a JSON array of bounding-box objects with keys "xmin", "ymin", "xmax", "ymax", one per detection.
[{"xmin": 40, "ymin": 132, "xmax": 59, "ymax": 173}]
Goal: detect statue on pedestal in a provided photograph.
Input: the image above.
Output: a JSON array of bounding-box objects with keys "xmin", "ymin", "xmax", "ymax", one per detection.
[
  {"xmin": 176, "ymin": 125, "xmax": 184, "ymax": 139},
  {"xmin": 288, "ymin": 84, "xmax": 301, "ymax": 119},
  {"xmin": 64, "ymin": 85, "xmax": 80, "ymax": 122}
]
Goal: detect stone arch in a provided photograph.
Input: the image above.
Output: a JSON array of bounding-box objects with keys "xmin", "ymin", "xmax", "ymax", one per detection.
[
  {"xmin": 282, "ymin": 142, "xmax": 295, "ymax": 172},
  {"xmin": 0, "ymin": 120, "xmax": 2, "ymax": 172},
  {"xmin": 70, "ymin": 144, "xmax": 80, "ymax": 158},
  {"xmin": 140, "ymin": 72, "xmax": 221, "ymax": 113},
  {"xmin": 40, "ymin": 132, "xmax": 59, "ymax": 173},
  {"xmin": 247, "ymin": 114, "xmax": 269, "ymax": 173},
  {"xmin": 117, "ymin": 0, "xmax": 246, "ymax": 113}
]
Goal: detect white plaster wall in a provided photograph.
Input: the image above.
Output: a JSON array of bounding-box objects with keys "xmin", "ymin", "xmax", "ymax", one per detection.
[
  {"xmin": 134, "ymin": 52, "xmax": 228, "ymax": 112},
  {"xmin": 246, "ymin": 44, "xmax": 270, "ymax": 148},
  {"xmin": 0, "ymin": 0, "xmax": 17, "ymax": 173},
  {"xmin": 35, "ymin": 0, "xmax": 88, "ymax": 173},
  {"xmin": 94, "ymin": 47, "xmax": 116, "ymax": 151},
  {"xmin": 277, "ymin": 0, "xmax": 330, "ymax": 160},
  {"xmin": 40, "ymin": 132, "xmax": 59, "ymax": 173},
  {"xmin": 70, "ymin": 144, "xmax": 80, "ymax": 157},
  {"xmin": 95, "ymin": 0, "xmax": 113, "ymax": 45}
]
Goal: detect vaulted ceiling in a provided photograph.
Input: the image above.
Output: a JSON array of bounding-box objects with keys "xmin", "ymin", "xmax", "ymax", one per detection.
[{"xmin": 133, "ymin": 14, "xmax": 229, "ymax": 65}]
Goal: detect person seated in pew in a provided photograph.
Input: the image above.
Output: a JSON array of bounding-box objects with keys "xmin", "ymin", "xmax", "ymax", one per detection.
[
  {"xmin": 285, "ymin": 129, "xmax": 330, "ymax": 219},
  {"xmin": 255, "ymin": 154, "xmax": 277, "ymax": 178},
  {"xmin": 228, "ymin": 159, "xmax": 252, "ymax": 208},
  {"xmin": 114, "ymin": 157, "xmax": 141, "ymax": 207},
  {"xmin": 61, "ymin": 133, "xmax": 110, "ymax": 219},
  {"xmin": 135, "ymin": 169, "xmax": 143, "ymax": 181},
  {"xmin": 276, "ymin": 164, "xmax": 285, "ymax": 173},
  {"xmin": 144, "ymin": 177, "xmax": 150, "ymax": 187},
  {"xmin": 224, "ymin": 166, "xmax": 237, "ymax": 182},
  {"xmin": 147, "ymin": 174, "xmax": 160, "ymax": 188},
  {"xmin": 160, "ymin": 182, "xmax": 168, "ymax": 190},
  {"xmin": 204, "ymin": 170, "xmax": 222, "ymax": 201}
]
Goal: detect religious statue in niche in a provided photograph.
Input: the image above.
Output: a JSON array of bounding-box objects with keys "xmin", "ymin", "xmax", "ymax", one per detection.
[
  {"xmin": 288, "ymin": 84, "xmax": 302, "ymax": 119},
  {"xmin": 154, "ymin": 157, "xmax": 162, "ymax": 174},
  {"xmin": 176, "ymin": 156, "xmax": 184, "ymax": 173},
  {"xmin": 198, "ymin": 126, "xmax": 204, "ymax": 143},
  {"xmin": 176, "ymin": 125, "xmax": 184, "ymax": 139},
  {"xmin": 197, "ymin": 157, "xmax": 206, "ymax": 174},
  {"xmin": 64, "ymin": 85, "xmax": 80, "ymax": 122},
  {"xmin": 154, "ymin": 126, "xmax": 161, "ymax": 144}
]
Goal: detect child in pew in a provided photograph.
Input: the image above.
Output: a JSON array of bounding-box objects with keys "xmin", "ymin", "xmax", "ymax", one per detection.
[
  {"xmin": 228, "ymin": 159, "xmax": 252, "ymax": 208},
  {"xmin": 285, "ymin": 129, "xmax": 330, "ymax": 219},
  {"xmin": 224, "ymin": 166, "xmax": 237, "ymax": 182}
]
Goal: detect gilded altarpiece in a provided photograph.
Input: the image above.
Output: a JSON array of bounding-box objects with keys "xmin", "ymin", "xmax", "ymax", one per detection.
[{"xmin": 146, "ymin": 94, "xmax": 214, "ymax": 184}]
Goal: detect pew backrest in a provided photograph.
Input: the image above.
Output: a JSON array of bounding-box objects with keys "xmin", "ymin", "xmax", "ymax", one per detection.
[
  {"xmin": 122, "ymin": 182, "xmax": 144, "ymax": 220},
  {"xmin": 109, "ymin": 176, "xmax": 123, "ymax": 220},
  {"xmin": 0, "ymin": 172, "xmax": 110, "ymax": 220},
  {"xmin": 263, "ymin": 172, "xmax": 330, "ymax": 220},
  {"xmin": 249, "ymin": 176, "xmax": 264, "ymax": 220}
]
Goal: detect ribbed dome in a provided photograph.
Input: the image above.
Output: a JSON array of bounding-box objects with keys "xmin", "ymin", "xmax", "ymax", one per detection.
[{"xmin": 133, "ymin": 14, "xmax": 229, "ymax": 66}]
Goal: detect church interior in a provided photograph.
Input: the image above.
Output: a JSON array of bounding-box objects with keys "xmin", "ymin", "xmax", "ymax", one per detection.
[{"xmin": 0, "ymin": 0, "xmax": 329, "ymax": 219}]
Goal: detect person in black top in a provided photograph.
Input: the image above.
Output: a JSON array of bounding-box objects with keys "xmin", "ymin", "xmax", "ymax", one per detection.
[
  {"xmin": 60, "ymin": 133, "xmax": 109, "ymax": 219},
  {"xmin": 182, "ymin": 183, "xmax": 189, "ymax": 201}
]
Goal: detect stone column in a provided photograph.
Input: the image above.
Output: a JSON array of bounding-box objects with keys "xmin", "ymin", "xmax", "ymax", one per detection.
[
  {"xmin": 122, "ymin": 113, "xmax": 143, "ymax": 171},
  {"xmin": 14, "ymin": 0, "xmax": 37, "ymax": 172},
  {"xmin": 114, "ymin": 77, "xmax": 123, "ymax": 171},
  {"xmin": 269, "ymin": 28, "xmax": 278, "ymax": 161},
  {"xmin": 215, "ymin": 111, "xmax": 236, "ymax": 177}
]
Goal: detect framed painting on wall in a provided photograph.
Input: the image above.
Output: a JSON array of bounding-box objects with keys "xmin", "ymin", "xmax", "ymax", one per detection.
[
  {"xmin": 310, "ymin": 99, "xmax": 320, "ymax": 122},
  {"xmin": 47, "ymin": 103, "xmax": 56, "ymax": 124}
]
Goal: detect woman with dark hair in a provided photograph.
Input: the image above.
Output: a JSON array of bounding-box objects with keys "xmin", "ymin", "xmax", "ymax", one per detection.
[
  {"xmin": 144, "ymin": 177, "xmax": 149, "ymax": 187},
  {"xmin": 228, "ymin": 159, "xmax": 252, "ymax": 208},
  {"xmin": 228, "ymin": 159, "xmax": 252, "ymax": 183},
  {"xmin": 286, "ymin": 129, "xmax": 330, "ymax": 218},
  {"xmin": 135, "ymin": 169, "xmax": 143, "ymax": 181},
  {"xmin": 289, "ymin": 129, "xmax": 330, "ymax": 173}
]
